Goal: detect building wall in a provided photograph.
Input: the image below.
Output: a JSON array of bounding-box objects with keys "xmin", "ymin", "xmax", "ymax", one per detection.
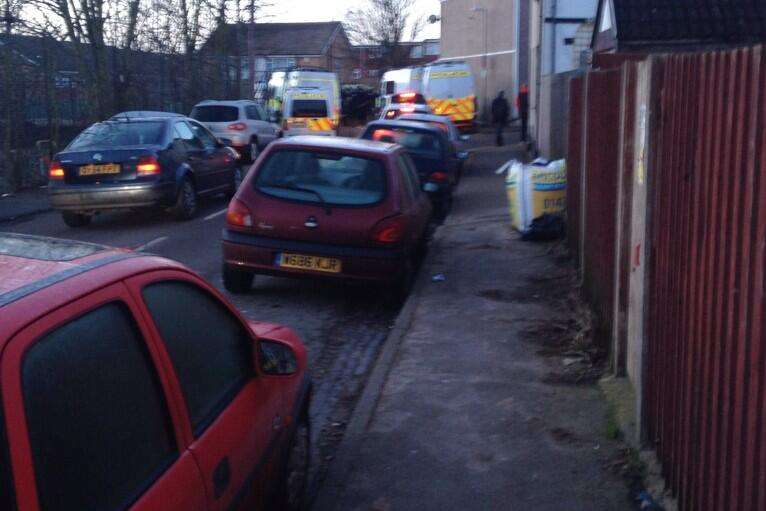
[
  {"xmin": 440, "ymin": 0, "xmax": 518, "ymax": 121},
  {"xmin": 540, "ymin": 0, "xmax": 597, "ymax": 75}
]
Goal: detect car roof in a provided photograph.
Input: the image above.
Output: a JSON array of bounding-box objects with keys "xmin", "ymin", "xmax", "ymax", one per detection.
[
  {"xmin": 270, "ymin": 135, "xmax": 398, "ymax": 154},
  {"xmin": 110, "ymin": 111, "xmax": 183, "ymax": 120},
  {"xmin": 0, "ymin": 233, "xmax": 186, "ymax": 341},
  {"xmin": 365, "ymin": 119, "xmax": 445, "ymax": 135},
  {"xmin": 399, "ymin": 113, "xmax": 451, "ymax": 124},
  {"xmin": 195, "ymin": 100, "xmax": 253, "ymax": 106}
]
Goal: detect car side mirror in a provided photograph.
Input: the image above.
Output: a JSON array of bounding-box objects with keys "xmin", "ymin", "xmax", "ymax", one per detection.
[
  {"xmin": 258, "ymin": 340, "xmax": 298, "ymax": 375},
  {"xmin": 457, "ymin": 151, "xmax": 469, "ymax": 160},
  {"xmin": 460, "ymin": 134, "xmax": 471, "ymax": 142},
  {"xmin": 219, "ymin": 137, "xmax": 234, "ymax": 147},
  {"xmin": 422, "ymin": 182, "xmax": 439, "ymax": 192}
]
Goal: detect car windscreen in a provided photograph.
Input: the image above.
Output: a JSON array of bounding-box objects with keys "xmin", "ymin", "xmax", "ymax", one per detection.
[
  {"xmin": 67, "ymin": 121, "xmax": 165, "ymax": 150},
  {"xmin": 368, "ymin": 128, "xmax": 443, "ymax": 159},
  {"xmin": 190, "ymin": 105, "xmax": 239, "ymax": 122},
  {"xmin": 254, "ymin": 150, "xmax": 386, "ymax": 206},
  {"xmin": 290, "ymin": 100, "xmax": 328, "ymax": 118}
]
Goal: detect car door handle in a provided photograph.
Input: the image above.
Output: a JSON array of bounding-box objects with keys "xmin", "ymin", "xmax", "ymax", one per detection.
[{"xmin": 212, "ymin": 456, "xmax": 231, "ymax": 500}]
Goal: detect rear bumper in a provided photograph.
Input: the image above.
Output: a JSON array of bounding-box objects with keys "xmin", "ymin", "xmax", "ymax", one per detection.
[
  {"xmin": 222, "ymin": 229, "xmax": 407, "ymax": 282},
  {"xmin": 49, "ymin": 181, "xmax": 176, "ymax": 211}
]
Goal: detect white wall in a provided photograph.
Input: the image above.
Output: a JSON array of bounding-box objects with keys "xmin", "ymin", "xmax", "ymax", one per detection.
[{"xmin": 540, "ymin": 0, "xmax": 598, "ymax": 75}]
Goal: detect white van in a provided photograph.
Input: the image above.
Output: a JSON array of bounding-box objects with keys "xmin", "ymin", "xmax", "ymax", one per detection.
[
  {"xmin": 421, "ymin": 61, "xmax": 477, "ymax": 131},
  {"xmin": 282, "ymin": 88, "xmax": 336, "ymax": 137},
  {"xmin": 378, "ymin": 67, "xmax": 423, "ymax": 111},
  {"xmin": 268, "ymin": 70, "xmax": 341, "ymax": 128}
]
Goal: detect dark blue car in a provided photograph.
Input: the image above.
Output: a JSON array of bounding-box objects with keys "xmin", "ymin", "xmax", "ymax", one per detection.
[
  {"xmin": 48, "ymin": 116, "xmax": 240, "ymax": 227},
  {"xmin": 360, "ymin": 120, "xmax": 467, "ymax": 216}
]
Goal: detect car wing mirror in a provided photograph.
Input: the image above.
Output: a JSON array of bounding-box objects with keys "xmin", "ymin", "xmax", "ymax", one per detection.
[
  {"xmin": 457, "ymin": 151, "xmax": 469, "ymax": 160},
  {"xmin": 460, "ymin": 134, "xmax": 471, "ymax": 142},
  {"xmin": 219, "ymin": 137, "xmax": 234, "ymax": 147},
  {"xmin": 258, "ymin": 340, "xmax": 298, "ymax": 375}
]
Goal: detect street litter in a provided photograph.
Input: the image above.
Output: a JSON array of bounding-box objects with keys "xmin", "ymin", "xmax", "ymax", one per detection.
[
  {"xmin": 431, "ymin": 273, "xmax": 446, "ymax": 282},
  {"xmin": 499, "ymin": 158, "xmax": 567, "ymax": 238}
]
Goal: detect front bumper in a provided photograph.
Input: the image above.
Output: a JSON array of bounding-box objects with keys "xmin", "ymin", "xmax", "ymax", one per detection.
[
  {"xmin": 222, "ymin": 229, "xmax": 407, "ymax": 282},
  {"xmin": 49, "ymin": 181, "xmax": 176, "ymax": 211}
]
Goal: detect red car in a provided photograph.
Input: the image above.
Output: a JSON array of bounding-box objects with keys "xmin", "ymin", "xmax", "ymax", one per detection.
[
  {"xmin": 0, "ymin": 233, "xmax": 310, "ymax": 511},
  {"xmin": 221, "ymin": 136, "xmax": 432, "ymax": 297}
]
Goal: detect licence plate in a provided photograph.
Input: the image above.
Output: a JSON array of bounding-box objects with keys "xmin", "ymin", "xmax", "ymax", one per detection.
[
  {"xmin": 278, "ymin": 253, "xmax": 342, "ymax": 273},
  {"xmin": 78, "ymin": 163, "xmax": 121, "ymax": 176}
]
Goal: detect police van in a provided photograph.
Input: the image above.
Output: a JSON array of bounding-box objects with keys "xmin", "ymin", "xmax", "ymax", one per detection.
[
  {"xmin": 268, "ymin": 70, "xmax": 341, "ymax": 129},
  {"xmin": 281, "ymin": 88, "xmax": 336, "ymax": 137},
  {"xmin": 420, "ymin": 61, "xmax": 477, "ymax": 131}
]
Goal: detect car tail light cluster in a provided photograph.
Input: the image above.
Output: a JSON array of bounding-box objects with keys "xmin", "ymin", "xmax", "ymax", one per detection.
[
  {"xmin": 226, "ymin": 199, "xmax": 253, "ymax": 228},
  {"xmin": 48, "ymin": 161, "xmax": 65, "ymax": 180},
  {"xmin": 228, "ymin": 122, "xmax": 247, "ymax": 131},
  {"xmin": 429, "ymin": 171, "xmax": 448, "ymax": 183},
  {"xmin": 371, "ymin": 215, "xmax": 406, "ymax": 244},
  {"xmin": 137, "ymin": 156, "xmax": 161, "ymax": 176},
  {"xmin": 385, "ymin": 110, "xmax": 397, "ymax": 119}
]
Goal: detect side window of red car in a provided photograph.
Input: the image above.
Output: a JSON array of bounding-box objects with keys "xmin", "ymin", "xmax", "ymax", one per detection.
[
  {"xmin": 22, "ymin": 302, "xmax": 177, "ymax": 511},
  {"xmin": 142, "ymin": 281, "xmax": 253, "ymax": 436},
  {"xmin": 0, "ymin": 397, "xmax": 16, "ymax": 511},
  {"xmin": 400, "ymin": 153, "xmax": 422, "ymax": 198},
  {"xmin": 396, "ymin": 155, "xmax": 416, "ymax": 202}
]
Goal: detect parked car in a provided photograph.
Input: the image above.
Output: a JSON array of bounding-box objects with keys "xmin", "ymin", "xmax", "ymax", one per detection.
[
  {"xmin": 0, "ymin": 232, "xmax": 311, "ymax": 511},
  {"xmin": 191, "ymin": 100, "xmax": 280, "ymax": 162},
  {"xmin": 49, "ymin": 116, "xmax": 240, "ymax": 226},
  {"xmin": 379, "ymin": 92, "xmax": 432, "ymax": 120},
  {"xmin": 360, "ymin": 120, "xmax": 467, "ymax": 216},
  {"xmin": 222, "ymin": 136, "xmax": 432, "ymax": 299},
  {"xmin": 399, "ymin": 112, "xmax": 471, "ymax": 179}
]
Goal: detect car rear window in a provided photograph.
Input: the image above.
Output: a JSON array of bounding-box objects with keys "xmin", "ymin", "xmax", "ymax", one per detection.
[
  {"xmin": 291, "ymin": 100, "xmax": 328, "ymax": 118},
  {"xmin": 254, "ymin": 150, "xmax": 387, "ymax": 206},
  {"xmin": 68, "ymin": 121, "xmax": 165, "ymax": 150},
  {"xmin": 190, "ymin": 105, "xmax": 239, "ymax": 122},
  {"xmin": 368, "ymin": 128, "xmax": 443, "ymax": 159}
]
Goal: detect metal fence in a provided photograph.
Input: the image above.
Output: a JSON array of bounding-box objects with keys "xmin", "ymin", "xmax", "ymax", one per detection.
[{"xmin": 568, "ymin": 44, "xmax": 766, "ymax": 510}]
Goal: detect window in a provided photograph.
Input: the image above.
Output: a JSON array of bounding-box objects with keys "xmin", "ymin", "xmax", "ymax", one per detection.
[
  {"xmin": 245, "ymin": 105, "xmax": 262, "ymax": 121},
  {"xmin": 368, "ymin": 128, "xmax": 443, "ymax": 159},
  {"xmin": 290, "ymin": 99, "xmax": 328, "ymax": 118},
  {"xmin": 397, "ymin": 154, "xmax": 421, "ymax": 200},
  {"xmin": 22, "ymin": 302, "xmax": 176, "ymax": 511},
  {"xmin": 188, "ymin": 121, "xmax": 217, "ymax": 150},
  {"xmin": 254, "ymin": 150, "xmax": 388, "ymax": 207},
  {"xmin": 397, "ymin": 155, "xmax": 415, "ymax": 201},
  {"xmin": 0, "ymin": 394, "xmax": 16, "ymax": 511},
  {"xmin": 191, "ymin": 105, "xmax": 240, "ymax": 123},
  {"xmin": 410, "ymin": 45, "xmax": 423, "ymax": 58},
  {"xmin": 142, "ymin": 281, "xmax": 253, "ymax": 435},
  {"xmin": 352, "ymin": 68, "xmax": 363, "ymax": 80},
  {"xmin": 68, "ymin": 121, "xmax": 165, "ymax": 150},
  {"xmin": 173, "ymin": 121, "xmax": 203, "ymax": 150}
]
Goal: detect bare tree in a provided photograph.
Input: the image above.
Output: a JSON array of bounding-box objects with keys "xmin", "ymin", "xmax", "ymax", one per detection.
[{"xmin": 344, "ymin": 0, "xmax": 423, "ymax": 70}]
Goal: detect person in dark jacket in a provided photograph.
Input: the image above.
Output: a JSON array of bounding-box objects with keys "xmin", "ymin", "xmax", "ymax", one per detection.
[
  {"xmin": 491, "ymin": 91, "xmax": 510, "ymax": 146},
  {"xmin": 516, "ymin": 84, "xmax": 530, "ymax": 142}
]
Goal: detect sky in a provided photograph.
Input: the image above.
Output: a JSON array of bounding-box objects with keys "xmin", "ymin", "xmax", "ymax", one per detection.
[{"xmin": 259, "ymin": 0, "xmax": 442, "ymax": 41}]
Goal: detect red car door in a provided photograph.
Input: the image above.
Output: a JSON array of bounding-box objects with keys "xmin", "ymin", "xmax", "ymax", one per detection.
[
  {"xmin": 0, "ymin": 282, "xmax": 207, "ymax": 511},
  {"xmin": 398, "ymin": 152, "xmax": 432, "ymax": 243},
  {"xmin": 126, "ymin": 270, "xmax": 284, "ymax": 511}
]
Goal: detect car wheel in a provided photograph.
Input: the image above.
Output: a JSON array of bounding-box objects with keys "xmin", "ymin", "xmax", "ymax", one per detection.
[
  {"xmin": 225, "ymin": 166, "xmax": 243, "ymax": 199},
  {"xmin": 222, "ymin": 264, "xmax": 254, "ymax": 293},
  {"xmin": 248, "ymin": 140, "xmax": 260, "ymax": 163},
  {"xmin": 171, "ymin": 178, "xmax": 197, "ymax": 220},
  {"xmin": 279, "ymin": 410, "xmax": 310, "ymax": 511},
  {"xmin": 61, "ymin": 211, "xmax": 92, "ymax": 228}
]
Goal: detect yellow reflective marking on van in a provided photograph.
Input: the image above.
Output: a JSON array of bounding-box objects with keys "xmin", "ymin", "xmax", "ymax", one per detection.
[{"xmin": 430, "ymin": 70, "xmax": 472, "ymax": 79}]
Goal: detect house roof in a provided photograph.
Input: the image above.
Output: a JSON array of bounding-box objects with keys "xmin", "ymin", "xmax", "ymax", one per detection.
[
  {"xmin": 204, "ymin": 22, "xmax": 344, "ymax": 56},
  {"xmin": 594, "ymin": 0, "xmax": 766, "ymax": 49}
]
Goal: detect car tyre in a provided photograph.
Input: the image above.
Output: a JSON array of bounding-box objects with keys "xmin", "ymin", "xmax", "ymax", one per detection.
[
  {"xmin": 222, "ymin": 265, "xmax": 254, "ymax": 293},
  {"xmin": 277, "ymin": 408, "xmax": 310, "ymax": 511},
  {"xmin": 61, "ymin": 211, "xmax": 92, "ymax": 228},
  {"xmin": 248, "ymin": 139, "xmax": 260, "ymax": 163},
  {"xmin": 171, "ymin": 177, "xmax": 197, "ymax": 220}
]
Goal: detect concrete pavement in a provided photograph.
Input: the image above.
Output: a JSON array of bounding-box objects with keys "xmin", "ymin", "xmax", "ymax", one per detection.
[
  {"xmin": 315, "ymin": 141, "xmax": 632, "ymax": 510},
  {"xmin": 0, "ymin": 187, "xmax": 51, "ymax": 222}
]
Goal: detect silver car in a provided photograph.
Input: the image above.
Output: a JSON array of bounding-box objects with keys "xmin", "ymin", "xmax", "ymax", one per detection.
[{"xmin": 190, "ymin": 100, "xmax": 280, "ymax": 162}]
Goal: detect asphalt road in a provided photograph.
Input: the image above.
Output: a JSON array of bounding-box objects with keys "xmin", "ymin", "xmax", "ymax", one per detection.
[{"xmin": 0, "ymin": 164, "xmax": 399, "ymax": 500}]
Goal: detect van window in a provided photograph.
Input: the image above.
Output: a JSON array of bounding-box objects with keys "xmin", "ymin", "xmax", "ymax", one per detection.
[
  {"xmin": 255, "ymin": 150, "xmax": 387, "ymax": 206},
  {"xmin": 142, "ymin": 281, "xmax": 253, "ymax": 436},
  {"xmin": 291, "ymin": 100, "xmax": 328, "ymax": 118},
  {"xmin": 22, "ymin": 302, "xmax": 177, "ymax": 511}
]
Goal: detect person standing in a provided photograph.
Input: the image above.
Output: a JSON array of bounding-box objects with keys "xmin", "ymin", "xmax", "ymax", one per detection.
[
  {"xmin": 491, "ymin": 91, "xmax": 510, "ymax": 146},
  {"xmin": 517, "ymin": 84, "xmax": 530, "ymax": 142}
]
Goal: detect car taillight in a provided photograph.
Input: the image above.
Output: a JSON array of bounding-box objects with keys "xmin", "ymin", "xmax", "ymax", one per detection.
[
  {"xmin": 385, "ymin": 110, "xmax": 397, "ymax": 119},
  {"xmin": 226, "ymin": 199, "xmax": 253, "ymax": 228},
  {"xmin": 228, "ymin": 122, "xmax": 247, "ymax": 131},
  {"xmin": 429, "ymin": 171, "xmax": 448, "ymax": 183},
  {"xmin": 137, "ymin": 156, "xmax": 161, "ymax": 176},
  {"xmin": 48, "ymin": 161, "xmax": 64, "ymax": 180},
  {"xmin": 371, "ymin": 215, "xmax": 407, "ymax": 244}
]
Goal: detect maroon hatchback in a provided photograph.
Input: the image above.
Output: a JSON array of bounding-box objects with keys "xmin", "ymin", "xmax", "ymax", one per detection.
[{"xmin": 222, "ymin": 136, "xmax": 432, "ymax": 296}]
